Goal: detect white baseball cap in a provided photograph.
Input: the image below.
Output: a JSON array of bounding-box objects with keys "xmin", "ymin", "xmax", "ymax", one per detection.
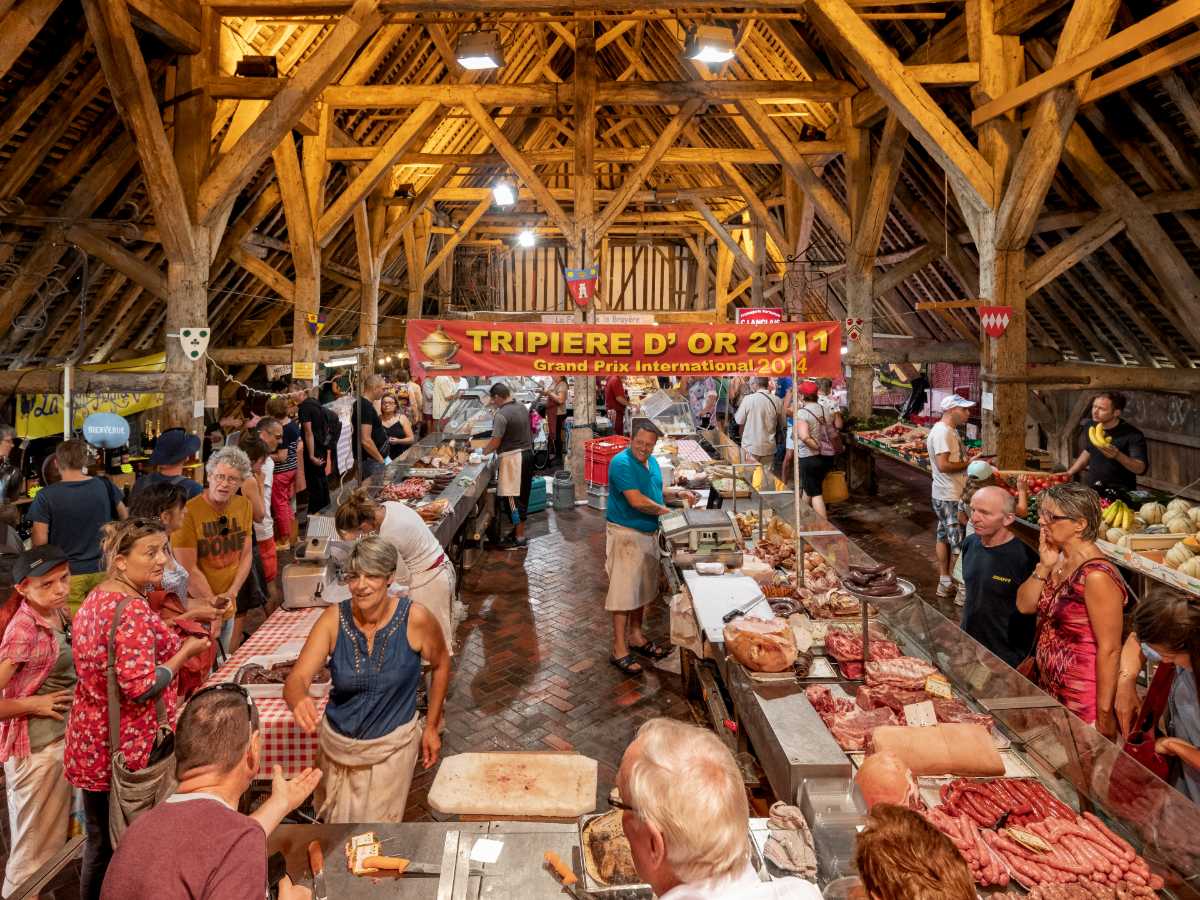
[
  {"xmin": 967, "ymin": 460, "xmax": 994, "ymax": 480},
  {"xmin": 940, "ymin": 395, "xmax": 976, "ymax": 411}
]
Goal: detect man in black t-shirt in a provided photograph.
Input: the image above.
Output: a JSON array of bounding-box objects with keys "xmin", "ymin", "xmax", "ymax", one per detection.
[
  {"xmin": 1065, "ymin": 392, "xmax": 1148, "ymax": 496},
  {"xmin": 960, "ymin": 485, "xmax": 1038, "ymax": 667},
  {"xmin": 351, "ymin": 374, "xmax": 389, "ymax": 481},
  {"xmin": 297, "ymin": 386, "xmax": 330, "ymax": 514}
]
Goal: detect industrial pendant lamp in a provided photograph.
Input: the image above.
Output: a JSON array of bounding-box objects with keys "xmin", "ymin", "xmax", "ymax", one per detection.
[
  {"xmin": 456, "ymin": 30, "xmax": 505, "ymax": 70},
  {"xmin": 684, "ymin": 24, "xmax": 736, "ymax": 64}
]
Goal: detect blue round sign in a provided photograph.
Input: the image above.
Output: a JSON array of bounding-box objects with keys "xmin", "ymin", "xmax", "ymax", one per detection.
[{"xmin": 82, "ymin": 412, "xmax": 130, "ymax": 449}]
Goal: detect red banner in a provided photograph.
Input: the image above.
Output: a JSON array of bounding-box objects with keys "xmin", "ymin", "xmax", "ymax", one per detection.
[
  {"xmin": 408, "ymin": 319, "xmax": 841, "ymax": 379},
  {"xmin": 735, "ymin": 308, "xmax": 784, "ymax": 325}
]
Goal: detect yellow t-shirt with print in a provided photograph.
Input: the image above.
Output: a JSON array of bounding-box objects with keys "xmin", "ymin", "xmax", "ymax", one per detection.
[{"xmin": 175, "ymin": 494, "xmax": 253, "ymax": 620}]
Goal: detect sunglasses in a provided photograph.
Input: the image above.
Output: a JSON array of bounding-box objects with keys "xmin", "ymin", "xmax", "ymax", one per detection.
[
  {"xmin": 189, "ymin": 681, "xmax": 260, "ymax": 732},
  {"xmin": 216, "ymin": 515, "xmax": 230, "ymax": 536}
]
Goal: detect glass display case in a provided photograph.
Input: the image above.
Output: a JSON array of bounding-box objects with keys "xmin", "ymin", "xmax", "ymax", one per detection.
[
  {"xmin": 740, "ymin": 490, "xmax": 1200, "ymax": 897},
  {"xmin": 634, "ymin": 389, "xmax": 699, "ymax": 438}
]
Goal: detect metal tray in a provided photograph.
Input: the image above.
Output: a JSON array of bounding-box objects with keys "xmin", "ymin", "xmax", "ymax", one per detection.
[{"xmin": 838, "ymin": 577, "xmax": 916, "ymax": 602}]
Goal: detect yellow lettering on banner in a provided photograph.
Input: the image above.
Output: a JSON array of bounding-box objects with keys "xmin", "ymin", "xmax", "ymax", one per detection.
[
  {"xmin": 563, "ymin": 331, "xmax": 584, "ymax": 354},
  {"xmin": 645, "ymin": 333, "xmax": 669, "ymax": 355},
  {"xmin": 687, "ymin": 333, "xmax": 712, "ymax": 354},
  {"xmin": 526, "ymin": 332, "xmax": 549, "ymax": 353},
  {"xmin": 611, "ymin": 332, "xmax": 632, "ymax": 355},
  {"xmin": 466, "ymin": 330, "xmax": 488, "ymax": 352},
  {"xmin": 492, "ymin": 331, "xmax": 513, "ymax": 353},
  {"xmin": 713, "ymin": 332, "xmax": 736, "ymax": 355},
  {"xmin": 585, "ymin": 332, "xmax": 607, "ymax": 356}
]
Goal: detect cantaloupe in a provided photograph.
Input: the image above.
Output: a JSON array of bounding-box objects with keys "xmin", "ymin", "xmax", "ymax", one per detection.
[
  {"xmin": 1188, "ymin": 507, "xmax": 1200, "ymax": 528},
  {"xmin": 1165, "ymin": 542, "xmax": 1196, "ymax": 569},
  {"xmin": 1140, "ymin": 502, "xmax": 1166, "ymax": 525},
  {"xmin": 1167, "ymin": 498, "xmax": 1192, "ymax": 518},
  {"xmin": 1181, "ymin": 556, "xmax": 1200, "ymax": 579},
  {"xmin": 1164, "ymin": 515, "xmax": 1193, "ymax": 535},
  {"xmin": 1105, "ymin": 527, "xmax": 1126, "ymax": 544}
]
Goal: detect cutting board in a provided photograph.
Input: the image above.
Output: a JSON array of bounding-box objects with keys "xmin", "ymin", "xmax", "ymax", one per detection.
[{"xmin": 428, "ymin": 752, "xmax": 598, "ymax": 818}]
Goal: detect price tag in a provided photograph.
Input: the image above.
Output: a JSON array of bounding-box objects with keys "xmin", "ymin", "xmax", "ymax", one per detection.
[
  {"xmin": 903, "ymin": 700, "xmax": 937, "ymax": 727},
  {"xmin": 924, "ymin": 674, "xmax": 953, "ymax": 698},
  {"xmin": 965, "ymin": 662, "xmax": 992, "ymax": 692}
]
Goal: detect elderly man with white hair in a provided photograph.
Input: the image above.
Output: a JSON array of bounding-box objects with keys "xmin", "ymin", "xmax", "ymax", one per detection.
[{"xmin": 616, "ymin": 719, "xmax": 821, "ymax": 899}]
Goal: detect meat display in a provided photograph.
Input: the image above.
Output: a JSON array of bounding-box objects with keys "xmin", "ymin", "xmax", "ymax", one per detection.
[
  {"xmin": 842, "ymin": 564, "xmax": 903, "ymax": 597},
  {"xmin": 380, "ymin": 478, "xmax": 432, "ymax": 501},
  {"xmin": 803, "ymin": 589, "xmax": 865, "ymax": 619},
  {"xmin": 993, "ymin": 881, "xmax": 1159, "ymax": 899},
  {"xmin": 237, "ymin": 661, "xmax": 330, "ymax": 685},
  {"xmin": 938, "ymin": 778, "xmax": 1074, "ymax": 828},
  {"xmin": 855, "ymin": 751, "xmax": 919, "ymax": 810},
  {"xmin": 805, "ymin": 685, "xmax": 897, "ymax": 751},
  {"xmin": 864, "ymin": 656, "xmax": 939, "ymax": 690},
  {"xmin": 856, "ymin": 684, "xmax": 930, "ymax": 715},
  {"xmin": 929, "ymin": 698, "xmax": 994, "ymax": 730},
  {"xmin": 723, "ymin": 616, "xmax": 798, "ymax": 672},
  {"xmin": 824, "ymin": 632, "xmax": 900, "ymax": 679},
  {"xmin": 923, "ymin": 806, "xmax": 1010, "ymax": 887},
  {"xmin": 868, "ymin": 723, "xmax": 1004, "ymax": 776}
]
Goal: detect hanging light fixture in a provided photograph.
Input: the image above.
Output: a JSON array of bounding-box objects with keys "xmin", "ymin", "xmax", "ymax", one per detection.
[
  {"xmin": 684, "ymin": 24, "xmax": 736, "ymax": 64},
  {"xmin": 517, "ymin": 229, "xmax": 537, "ymax": 248},
  {"xmin": 456, "ymin": 30, "xmax": 505, "ymax": 70},
  {"xmin": 492, "ymin": 180, "xmax": 516, "ymax": 207}
]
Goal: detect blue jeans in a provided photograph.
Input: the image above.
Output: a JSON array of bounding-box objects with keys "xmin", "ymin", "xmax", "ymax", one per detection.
[
  {"xmin": 218, "ymin": 618, "xmax": 234, "ymax": 654},
  {"xmin": 361, "ymin": 456, "xmax": 386, "ymax": 481}
]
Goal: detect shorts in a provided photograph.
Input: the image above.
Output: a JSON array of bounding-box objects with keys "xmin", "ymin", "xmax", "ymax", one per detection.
[
  {"xmin": 933, "ymin": 498, "xmax": 965, "ymax": 552},
  {"xmin": 258, "ymin": 537, "xmax": 278, "ymax": 583},
  {"xmin": 69, "ymin": 572, "xmax": 107, "ymax": 615},
  {"xmin": 799, "ymin": 455, "xmax": 833, "ymax": 498}
]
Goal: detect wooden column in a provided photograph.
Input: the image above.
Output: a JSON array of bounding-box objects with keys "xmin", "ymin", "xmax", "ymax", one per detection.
[
  {"xmin": 274, "ymin": 134, "xmax": 321, "ymax": 381},
  {"xmin": 843, "ymin": 106, "xmax": 873, "ymax": 420},
  {"xmin": 354, "ymin": 199, "xmax": 380, "ymax": 373}
]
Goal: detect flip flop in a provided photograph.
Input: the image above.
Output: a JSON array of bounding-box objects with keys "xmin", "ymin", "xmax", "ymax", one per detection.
[
  {"xmin": 609, "ymin": 654, "xmax": 644, "ymax": 676},
  {"xmin": 629, "ymin": 640, "xmax": 671, "ymax": 661}
]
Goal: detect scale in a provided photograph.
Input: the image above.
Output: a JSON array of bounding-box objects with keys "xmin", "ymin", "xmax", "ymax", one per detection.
[
  {"xmin": 660, "ymin": 507, "xmax": 743, "ymax": 568},
  {"xmin": 281, "ymin": 535, "xmax": 352, "ymax": 609}
]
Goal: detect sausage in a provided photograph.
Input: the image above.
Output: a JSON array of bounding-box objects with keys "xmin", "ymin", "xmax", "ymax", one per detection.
[
  {"xmin": 1081, "ymin": 813, "xmax": 1136, "ymax": 861},
  {"xmin": 850, "ymin": 563, "xmax": 893, "ymax": 577},
  {"xmin": 308, "ymin": 841, "xmax": 324, "ymax": 877}
]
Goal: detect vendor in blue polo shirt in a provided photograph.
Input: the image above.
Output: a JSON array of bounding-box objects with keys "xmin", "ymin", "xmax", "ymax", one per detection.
[{"xmin": 605, "ymin": 422, "xmax": 699, "ymax": 676}]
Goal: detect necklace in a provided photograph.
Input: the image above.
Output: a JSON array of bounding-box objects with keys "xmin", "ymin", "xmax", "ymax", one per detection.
[{"xmin": 113, "ymin": 574, "xmax": 149, "ymax": 599}]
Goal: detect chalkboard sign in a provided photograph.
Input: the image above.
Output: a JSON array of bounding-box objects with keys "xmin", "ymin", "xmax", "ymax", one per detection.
[{"xmin": 1121, "ymin": 391, "xmax": 1200, "ymax": 437}]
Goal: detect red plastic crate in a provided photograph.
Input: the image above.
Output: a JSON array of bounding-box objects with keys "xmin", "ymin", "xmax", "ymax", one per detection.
[{"xmin": 584, "ymin": 436, "xmax": 630, "ymax": 486}]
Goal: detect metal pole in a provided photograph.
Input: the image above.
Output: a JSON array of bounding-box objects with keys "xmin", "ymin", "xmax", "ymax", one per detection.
[
  {"xmin": 791, "ymin": 337, "xmax": 804, "ymax": 589},
  {"xmin": 62, "ymin": 364, "xmax": 72, "ymax": 439}
]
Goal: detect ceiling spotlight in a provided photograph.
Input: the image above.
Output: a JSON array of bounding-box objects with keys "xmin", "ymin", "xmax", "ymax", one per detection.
[
  {"xmin": 456, "ymin": 30, "xmax": 505, "ymax": 70},
  {"xmin": 517, "ymin": 229, "xmax": 537, "ymax": 248},
  {"xmin": 684, "ymin": 24, "xmax": 736, "ymax": 64},
  {"xmin": 492, "ymin": 181, "xmax": 516, "ymax": 207}
]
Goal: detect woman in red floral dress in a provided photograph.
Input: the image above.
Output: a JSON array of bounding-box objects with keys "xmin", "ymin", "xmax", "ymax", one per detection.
[
  {"xmin": 1016, "ymin": 483, "xmax": 1129, "ymax": 738},
  {"xmin": 65, "ymin": 518, "xmax": 212, "ymax": 900}
]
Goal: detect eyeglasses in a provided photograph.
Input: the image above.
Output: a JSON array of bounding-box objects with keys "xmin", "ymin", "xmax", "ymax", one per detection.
[
  {"xmin": 607, "ymin": 795, "xmax": 636, "ymax": 814},
  {"xmin": 1038, "ymin": 513, "xmax": 1077, "ymax": 524},
  {"xmin": 188, "ymin": 682, "xmax": 260, "ymax": 732},
  {"xmin": 211, "ymin": 474, "xmax": 241, "ymax": 485}
]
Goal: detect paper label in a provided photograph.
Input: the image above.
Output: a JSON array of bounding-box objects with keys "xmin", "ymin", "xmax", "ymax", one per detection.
[
  {"xmin": 924, "ymin": 674, "xmax": 953, "ymax": 698},
  {"xmin": 193, "ymin": 400, "xmax": 205, "ymax": 419},
  {"xmin": 205, "ymin": 385, "xmax": 219, "ymax": 408},
  {"xmin": 469, "ymin": 838, "xmax": 504, "ymax": 864},
  {"xmin": 903, "ymin": 700, "xmax": 938, "ymax": 726},
  {"xmin": 981, "ymin": 391, "xmax": 994, "ymax": 411},
  {"xmin": 293, "ymin": 361, "xmax": 316, "ymax": 381}
]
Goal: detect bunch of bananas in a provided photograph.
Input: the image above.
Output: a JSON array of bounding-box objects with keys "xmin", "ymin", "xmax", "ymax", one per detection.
[
  {"xmin": 1088, "ymin": 424, "xmax": 1113, "ymax": 448},
  {"xmin": 1103, "ymin": 500, "xmax": 1135, "ymax": 531}
]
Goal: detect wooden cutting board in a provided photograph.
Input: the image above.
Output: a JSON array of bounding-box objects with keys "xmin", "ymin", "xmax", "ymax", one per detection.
[{"xmin": 428, "ymin": 752, "xmax": 598, "ymax": 818}]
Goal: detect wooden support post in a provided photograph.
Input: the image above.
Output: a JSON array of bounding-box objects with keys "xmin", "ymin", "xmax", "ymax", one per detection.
[
  {"xmin": 273, "ymin": 134, "xmax": 321, "ymax": 382},
  {"xmin": 354, "ymin": 200, "xmax": 380, "ymax": 373}
]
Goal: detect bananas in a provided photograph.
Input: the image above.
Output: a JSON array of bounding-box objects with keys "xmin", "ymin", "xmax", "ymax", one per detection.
[
  {"xmin": 1102, "ymin": 500, "xmax": 1137, "ymax": 532},
  {"xmin": 1089, "ymin": 424, "xmax": 1113, "ymax": 449}
]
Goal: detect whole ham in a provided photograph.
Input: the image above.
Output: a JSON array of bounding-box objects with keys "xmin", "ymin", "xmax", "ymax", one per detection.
[
  {"xmin": 724, "ymin": 616, "xmax": 797, "ymax": 672},
  {"xmin": 865, "ymin": 656, "xmax": 938, "ymax": 690},
  {"xmin": 855, "ymin": 751, "xmax": 919, "ymax": 809}
]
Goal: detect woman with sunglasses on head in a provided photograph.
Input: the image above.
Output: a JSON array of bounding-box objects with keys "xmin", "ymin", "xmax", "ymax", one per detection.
[
  {"xmin": 284, "ymin": 536, "xmax": 450, "ymax": 823},
  {"xmin": 1016, "ymin": 483, "xmax": 1130, "ymax": 737},
  {"xmin": 379, "ymin": 394, "xmax": 415, "ymax": 461},
  {"xmin": 128, "ymin": 481, "xmax": 192, "ymax": 602},
  {"xmin": 174, "ymin": 447, "xmax": 255, "ymax": 654},
  {"xmin": 64, "ymin": 518, "xmax": 213, "ymax": 899}
]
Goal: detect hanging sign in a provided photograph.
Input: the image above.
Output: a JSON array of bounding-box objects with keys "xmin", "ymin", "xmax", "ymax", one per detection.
[
  {"xmin": 845, "ymin": 316, "xmax": 865, "ymax": 342},
  {"xmin": 979, "ymin": 305, "xmax": 1013, "ymax": 339},
  {"xmin": 292, "ymin": 362, "xmax": 316, "ymax": 381},
  {"xmin": 82, "ymin": 412, "xmax": 131, "ymax": 449},
  {"xmin": 736, "ymin": 308, "xmax": 784, "ymax": 325},
  {"xmin": 408, "ymin": 319, "xmax": 841, "ymax": 378},
  {"xmin": 306, "ymin": 313, "xmax": 327, "ymax": 336},
  {"xmin": 563, "ymin": 266, "xmax": 599, "ymax": 308},
  {"xmin": 179, "ymin": 327, "xmax": 209, "ymax": 360}
]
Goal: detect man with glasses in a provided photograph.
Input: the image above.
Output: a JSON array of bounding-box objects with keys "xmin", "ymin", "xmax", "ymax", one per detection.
[
  {"xmin": 101, "ymin": 683, "xmax": 321, "ymax": 900},
  {"xmin": 175, "ymin": 448, "xmax": 255, "ymax": 652}
]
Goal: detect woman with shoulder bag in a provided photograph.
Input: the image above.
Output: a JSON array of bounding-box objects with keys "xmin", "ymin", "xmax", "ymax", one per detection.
[
  {"xmin": 64, "ymin": 518, "xmax": 212, "ymax": 899},
  {"xmin": 792, "ymin": 381, "xmax": 842, "ymax": 520},
  {"xmin": 1115, "ymin": 591, "xmax": 1200, "ymax": 801}
]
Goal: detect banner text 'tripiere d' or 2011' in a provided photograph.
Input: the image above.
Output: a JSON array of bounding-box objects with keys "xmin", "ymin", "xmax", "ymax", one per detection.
[{"xmin": 407, "ymin": 320, "xmax": 842, "ymax": 379}]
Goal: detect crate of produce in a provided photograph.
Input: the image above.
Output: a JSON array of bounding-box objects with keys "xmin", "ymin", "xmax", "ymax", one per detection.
[
  {"xmin": 994, "ymin": 470, "xmax": 1070, "ymax": 495},
  {"xmin": 584, "ymin": 436, "xmax": 630, "ymax": 485}
]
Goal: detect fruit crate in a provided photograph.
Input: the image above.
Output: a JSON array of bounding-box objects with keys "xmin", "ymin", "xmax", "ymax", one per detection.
[
  {"xmin": 995, "ymin": 470, "xmax": 1070, "ymax": 494},
  {"xmin": 584, "ymin": 436, "xmax": 630, "ymax": 486}
]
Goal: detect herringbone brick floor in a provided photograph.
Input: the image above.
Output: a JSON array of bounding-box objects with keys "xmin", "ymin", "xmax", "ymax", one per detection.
[{"xmin": 403, "ymin": 504, "xmax": 696, "ymax": 820}]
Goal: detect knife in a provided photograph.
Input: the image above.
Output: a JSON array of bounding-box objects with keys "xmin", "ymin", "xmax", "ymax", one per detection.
[
  {"xmin": 360, "ymin": 857, "xmax": 485, "ymax": 877},
  {"xmin": 308, "ymin": 841, "xmax": 328, "ymax": 900},
  {"xmin": 544, "ymin": 851, "xmax": 592, "ymax": 900},
  {"xmin": 722, "ymin": 594, "xmax": 766, "ymax": 623}
]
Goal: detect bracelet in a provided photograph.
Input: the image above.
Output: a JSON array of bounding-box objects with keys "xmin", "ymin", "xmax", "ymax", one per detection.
[
  {"xmin": 1118, "ymin": 670, "xmax": 1138, "ymax": 681},
  {"xmin": 1028, "ymin": 572, "xmax": 1046, "ymax": 582}
]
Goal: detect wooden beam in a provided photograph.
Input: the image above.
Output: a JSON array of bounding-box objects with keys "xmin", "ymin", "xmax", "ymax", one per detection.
[
  {"xmin": 313, "ymin": 79, "xmax": 855, "ymax": 108},
  {"xmin": 422, "ymin": 197, "xmax": 489, "ymax": 286},
  {"xmin": 973, "ymin": 0, "xmax": 1200, "ymax": 127},
  {"xmin": 376, "ymin": 164, "xmax": 455, "ymax": 262},
  {"xmin": 0, "ymin": 0, "xmax": 60, "ymax": 83},
  {"xmin": 690, "ymin": 197, "xmax": 753, "ymax": 271},
  {"xmin": 230, "ymin": 246, "xmax": 296, "ymax": 300},
  {"xmin": 593, "ymin": 99, "xmax": 703, "ymax": 239},
  {"xmin": 873, "ymin": 242, "xmax": 940, "ymax": 297},
  {"xmin": 906, "ymin": 63, "xmax": 980, "ymax": 85},
  {"xmin": 984, "ymin": 364, "xmax": 1200, "ymax": 392},
  {"xmin": 316, "ymin": 99, "xmax": 439, "ymax": 246},
  {"xmin": 327, "ymin": 145, "xmax": 840, "ymax": 165},
  {"xmin": 462, "ymin": 94, "xmax": 574, "ymax": 239},
  {"xmin": 914, "ymin": 299, "xmax": 984, "ymax": 310},
  {"xmin": 0, "ymin": 29, "xmax": 88, "ymax": 151},
  {"xmin": 851, "ymin": 113, "xmax": 909, "ymax": 263},
  {"xmin": 994, "ymin": 0, "xmax": 1071, "ymax": 34},
  {"xmin": 1081, "ymin": 30, "xmax": 1200, "ymax": 107},
  {"xmin": 736, "ymin": 100, "xmax": 851, "ymax": 242},
  {"xmin": 1023, "ymin": 211, "xmax": 1124, "ymax": 295},
  {"xmin": 272, "ymin": 135, "xmax": 321, "ymax": 368},
  {"xmin": 83, "ymin": 0, "xmax": 195, "ymax": 263},
  {"xmin": 196, "ymin": 0, "xmax": 384, "ymax": 228},
  {"xmin": 209, "ymin": 0, "xmax": 815, "ymax": 10},
  {"xmin": 127, "ymin": 0, "xmax": 200, "ymax": 53},
  {"xmin": 64, "ymin": 225, "xmax": 168, "ymax": 299},
  {"xmin": 851, "ymin": 16, "xmax": 966, "ymax": 126},
  {"xmin": 574, "ymin": 19, "xmax": 597, "ymax": 259},
  {"xmin": 718, "ymin": 162, "xmax": 789, "ymax": 262}
]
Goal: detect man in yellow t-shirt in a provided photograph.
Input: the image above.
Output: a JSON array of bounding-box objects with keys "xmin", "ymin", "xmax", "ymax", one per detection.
[{"xmin": 174, "ymin": 447, "xmax": 255, "ymax": 653}]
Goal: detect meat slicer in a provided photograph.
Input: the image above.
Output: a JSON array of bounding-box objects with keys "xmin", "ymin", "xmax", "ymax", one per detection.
[
  {"xmin": 281, "ymin": 535, "xmax": 352, "ymax": 609},
  {"xmin": 659, "ymin": 508, "xmax": 743, "ymax": 568}
]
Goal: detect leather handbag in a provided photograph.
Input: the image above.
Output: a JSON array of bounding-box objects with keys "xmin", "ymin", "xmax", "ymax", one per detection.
[
  {"xmin": 1121, "ymin": 660, "xmax": 1176, "ymax": 780},
  {"xmin": 107, "ymin": 596, "xmax": 178, "ymax": 847}
]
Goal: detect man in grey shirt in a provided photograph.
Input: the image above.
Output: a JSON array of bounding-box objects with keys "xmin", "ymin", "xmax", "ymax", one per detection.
[{"xmin": 483, "ymin": 382, "xmax": 534, "ymax": 548}]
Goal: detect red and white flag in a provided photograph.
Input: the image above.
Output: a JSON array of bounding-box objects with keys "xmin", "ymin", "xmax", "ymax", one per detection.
[{"xmin": 979, "ymin": 306, "xmax": 1013, "ymax": 339}]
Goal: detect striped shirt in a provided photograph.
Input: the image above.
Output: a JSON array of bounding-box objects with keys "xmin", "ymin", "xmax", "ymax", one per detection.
[{"xmin": 274, "ymin": 419, "xmax": 300, "ymax": 474}]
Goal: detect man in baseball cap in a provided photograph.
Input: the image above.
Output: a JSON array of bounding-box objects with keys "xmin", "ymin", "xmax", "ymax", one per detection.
[
  {"xmin": 927, "ymin": 394, "xmax": 975, "ymax": 603},
  {"xmin": 132, "ymin": 427, "xmax": 203, "ymax": 500}
]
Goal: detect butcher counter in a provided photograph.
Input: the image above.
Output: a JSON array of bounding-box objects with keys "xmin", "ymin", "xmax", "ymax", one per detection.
[{"xmin": 665, "ymin": 487, "xmax": 1200, "ymax": 895}]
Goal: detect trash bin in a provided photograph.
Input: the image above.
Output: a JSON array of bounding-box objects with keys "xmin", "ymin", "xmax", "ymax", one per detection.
[{"xmin": 553, "ymin": 471, "xmax": 575, "ymax": 511}]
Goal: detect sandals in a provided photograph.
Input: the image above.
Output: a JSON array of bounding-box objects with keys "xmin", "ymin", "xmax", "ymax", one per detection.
[
  {"xmin": 609, "ymin": 654, "xmax": 644, "ymax": 676},
  {"xmin": 629, "ymin": 640, "xmax": 671, "ymax": 661}
]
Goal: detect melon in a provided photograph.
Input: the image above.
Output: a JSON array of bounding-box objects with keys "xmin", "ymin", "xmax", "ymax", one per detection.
[
  {"xmin": 1105, "ymin": 527, "xmax": 1127, "ymax": 544},
  {"xmin": 1167, "ymin": 498, "xmax": 1192, "ymax": 518},
  {"xmin": 1188, "ymin": 507, "xmax": 1200, "ymax": 528},
  {"xmin": 1140, "ymin": 502, "xmax": 1166, "ymax": 525},
  {"xmin": 1181, "ymin": 556, "xmax": 1200, "ymax": 579},
  {"xmin": 1165, "ymin": 542, "xmax": 1196, "ymax": 570},
  {"xmin": 1165, "ymin": 515, "xmax": 1193, "ymax": 535}
]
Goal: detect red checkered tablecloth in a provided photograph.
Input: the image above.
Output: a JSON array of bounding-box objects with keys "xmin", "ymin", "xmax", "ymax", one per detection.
[
  {"xmin": 207, "ymin": 607, "xmax": 326, "ymax": 779},
  {"xmin": 674, "ymin": 439, "xmax": 711, "ymax": 463}
]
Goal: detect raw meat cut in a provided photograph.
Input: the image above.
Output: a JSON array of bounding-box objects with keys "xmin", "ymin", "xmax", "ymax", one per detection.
[
  {"xmin": 865, "ymin": 656, "xmax": 939, "ymax": 690},
  {"xmin": 868, "ymin": 724, "xmax": 1004, "ymax": 776},
  {"xmin": 856, "ymin": 685, "xmax": 929, "ymax": 714},
  {"xmin": 929, "ymin": 698, "xmax": 994, "ymax": 730},
  {"xmin": 855, "ymin": 751, "xmax": 919, "ymax": 809},
  {"xmin": 723, "ymin": 616, "xmax": 797, "ymax": 672},
  {"xmin": 825, "ymin": 633, "xmax": 899, "ymax": 679},
  {"xmin": 805, "ymin": 685, "xmax": 897, "ymax": 751}
]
